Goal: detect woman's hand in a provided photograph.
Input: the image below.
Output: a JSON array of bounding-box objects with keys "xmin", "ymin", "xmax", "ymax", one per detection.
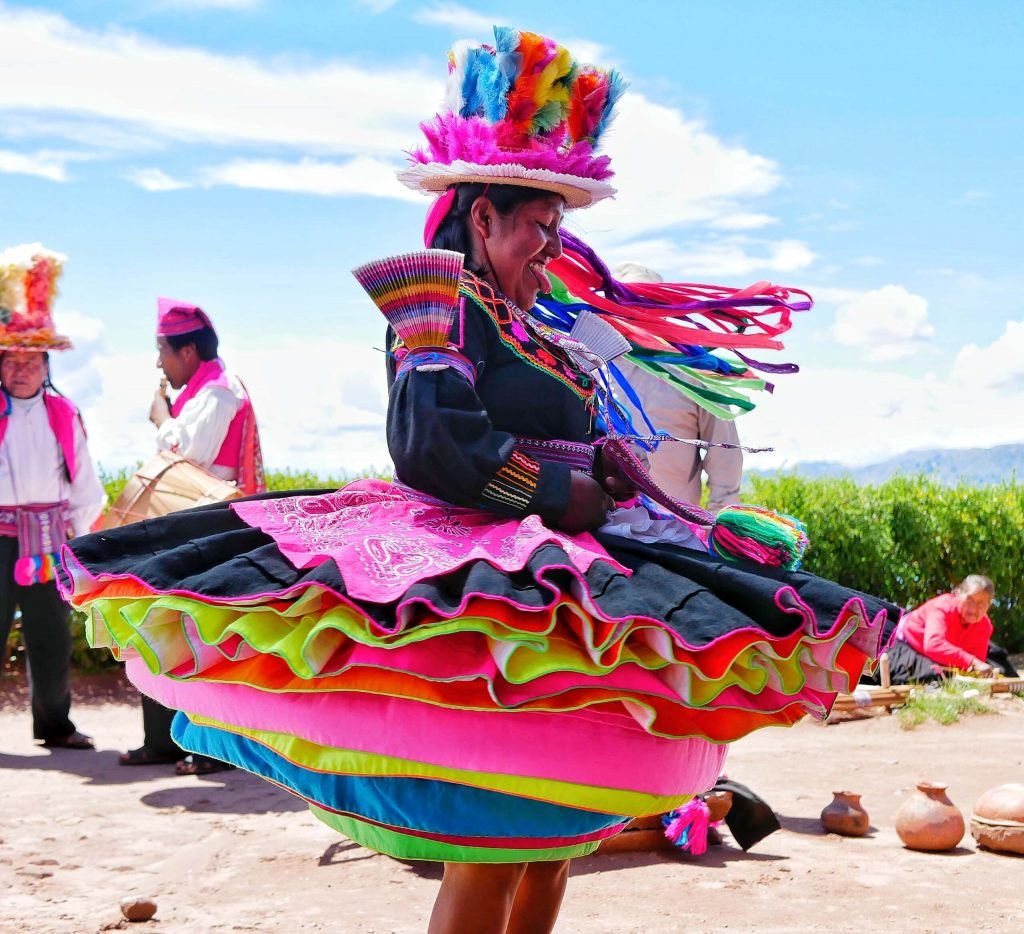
[
  {"xmin": 968, "ymin": 658, "xmax": 994, "ymax": 677},
  {"xmin": 558, "ymin": 471, "xmax": 615, "ymax": 533},
  {"xmin": 594, "ymin": 444, "xmax": 638, "ymax": 502}
]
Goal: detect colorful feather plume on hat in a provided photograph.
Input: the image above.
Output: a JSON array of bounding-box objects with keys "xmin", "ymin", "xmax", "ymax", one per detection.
[
  {"xmin": 351, "ymin": 250, "xmax": 465, "ymax": 350},
  {"xmin": 0, "ymin": 243, "xmax": 71, "ymax": 351},
  {"xmin": 400, "ymin": 27, "xmax": 626, "ymax": 206}
]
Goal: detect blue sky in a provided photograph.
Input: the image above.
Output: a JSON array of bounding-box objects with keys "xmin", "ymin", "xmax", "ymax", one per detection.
[{"xmin": 2, "ymin": 0, "xmax": 1022, "ymax": 475}]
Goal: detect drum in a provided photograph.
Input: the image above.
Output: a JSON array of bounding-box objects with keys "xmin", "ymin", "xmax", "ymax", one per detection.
[{"xmin": 99, "ymin": 451, "xmax": 243, "ymax": 530}]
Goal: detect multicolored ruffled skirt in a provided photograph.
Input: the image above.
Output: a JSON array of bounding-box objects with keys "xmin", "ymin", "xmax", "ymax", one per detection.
[{"xmin": 59, "ymin": 480, "xmax": 894, "ymax": 862}]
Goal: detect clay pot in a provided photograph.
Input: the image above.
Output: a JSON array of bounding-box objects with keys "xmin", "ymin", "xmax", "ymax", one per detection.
[
  {"xmin": 820, "ymin": 791, "xmax": 870, "ymax": 837},
  {"xmin": 971, "ymin": 783, "xmax": 1024, "ymax": 856},
  {"xmin": 894, "ymin": 782, "xmax": 965, "ymax": 851}
]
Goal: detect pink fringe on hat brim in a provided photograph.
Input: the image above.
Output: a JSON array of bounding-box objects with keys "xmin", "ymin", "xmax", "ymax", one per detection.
[{"xmin": 400, "ymin": 113, "xmax": 617, "ymax": 208}]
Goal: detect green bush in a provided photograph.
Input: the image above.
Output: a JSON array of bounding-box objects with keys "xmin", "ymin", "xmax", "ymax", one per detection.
[
  {"xmin": 98, "ymin": 464, "xmax": 390, "ymax": 504},
  {"xmin": 746, "ymin": 473, "xmax": 1024, "ymax": 652}
]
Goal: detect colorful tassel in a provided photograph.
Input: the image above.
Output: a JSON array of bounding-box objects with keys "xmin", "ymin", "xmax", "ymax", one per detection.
[
  {"xmin": 709, "ymin": 505, "xmax": 809, "ymax": 571},
  {"xmin": 352, "ymin": 250, "xmax": 465, "ymax": 350},
  {"xmin": 14, "ymin": 552, "xmax": 60, "ymax": 586},
  {"xmin": 529, "ymin": 229, "xmax": 813, "ymax": 432},
  {"xmin": 662, "ymin": 797, "xmax": 711, "ymax": 855}
]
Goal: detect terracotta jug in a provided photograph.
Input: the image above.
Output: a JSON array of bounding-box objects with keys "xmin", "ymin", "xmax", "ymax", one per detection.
[
  {"xmin": 820, "ymin": 791, "xmax": 869, "ymax": 837},
  {"xmin": 895, "ymin": 782, "xmax": 965, "ymax": 851}
]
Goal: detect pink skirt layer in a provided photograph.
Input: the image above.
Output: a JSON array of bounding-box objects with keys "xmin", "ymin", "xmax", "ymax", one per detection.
[{"xmin": 128, "ymin": 659, "xmax": 726, "ymax": 796}]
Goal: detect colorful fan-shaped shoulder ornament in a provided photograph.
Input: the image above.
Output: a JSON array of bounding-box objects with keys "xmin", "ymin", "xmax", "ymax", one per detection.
[{"xmin": 352, "ymin": 249, "xmax": 465, "ymax": 350}]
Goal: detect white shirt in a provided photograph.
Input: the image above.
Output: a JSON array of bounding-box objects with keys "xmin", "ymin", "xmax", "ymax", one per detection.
[
  {"xmin": 155, "ymin": 373, "xmax": 244, "ymax": 481},
  {"xmin": 0, "ymin": 393, "xmax": 106, "ymax": 536}
]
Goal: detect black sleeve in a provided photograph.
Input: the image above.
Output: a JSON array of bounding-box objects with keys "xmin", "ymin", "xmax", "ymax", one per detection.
[{"xmin": 386, "ymin": 301, "xmax": 571, "ymax": 524}]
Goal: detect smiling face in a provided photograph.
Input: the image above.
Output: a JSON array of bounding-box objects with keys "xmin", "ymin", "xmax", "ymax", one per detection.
[
  {"xmin": 1, "ymin": 350, "xmax": 48, "ymax": 399},
  {"xmin": 470, "ymin": 192, "xmax": 565, "ymax": 310}
]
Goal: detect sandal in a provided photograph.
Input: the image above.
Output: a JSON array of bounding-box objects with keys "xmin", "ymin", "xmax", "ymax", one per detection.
[
  {"xmin": 119, "ymin": 745, "xmax": 180, "ymax": 766},
  {"xmin": 175, "ymin": 755, "xmax": 236, "ymax": 776},
  {"xmin": 41, "ymin": 731, "xmax": 95, "ymax": 750}
]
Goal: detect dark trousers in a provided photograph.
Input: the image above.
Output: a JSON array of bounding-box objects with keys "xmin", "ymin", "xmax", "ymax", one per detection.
[
  {"xmin": 140, "ymin": 693, "xmax": 184, "ymax": 759},
  {"xmin": 872, "ymin": 638, "xmax": 1020, "ymax": 685},
  {"xmin": 1, "ymin": 536, "xmax": 76, "ymax": 741}
]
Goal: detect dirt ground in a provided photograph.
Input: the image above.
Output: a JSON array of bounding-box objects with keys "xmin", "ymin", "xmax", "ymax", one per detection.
[{"xmin": 1, "ymin": 671, "xmax": 1022, "ymax": 934}]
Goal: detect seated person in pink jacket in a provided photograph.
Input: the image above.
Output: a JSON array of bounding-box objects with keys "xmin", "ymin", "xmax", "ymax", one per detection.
[{"xmin": 885, "ymin": 575, "xmax": 1017, "ymax": 682}]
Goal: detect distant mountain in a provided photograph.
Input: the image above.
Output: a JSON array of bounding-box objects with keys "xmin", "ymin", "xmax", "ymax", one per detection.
[{"xmin": 750, "ymin": 443, "xmax": 1024, "ymax": 486}]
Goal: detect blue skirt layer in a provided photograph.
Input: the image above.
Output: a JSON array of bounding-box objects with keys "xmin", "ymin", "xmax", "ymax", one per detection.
[{"xmin": 173, "ymin": 715, "xmax": 627, "ymax": 840}]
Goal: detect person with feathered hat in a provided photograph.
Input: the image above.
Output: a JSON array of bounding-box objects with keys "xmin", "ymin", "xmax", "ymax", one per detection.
[
  {"xmin": 0, "ymin": 243, "xmax": 104, "ymax": 750},
  {"xmin": 57, "ymin": 28, "xmax": 898, "ymax": 932}
]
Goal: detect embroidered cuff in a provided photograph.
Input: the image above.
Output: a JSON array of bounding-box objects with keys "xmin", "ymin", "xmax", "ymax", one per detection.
[
  {"xmin": 478, "ymin": 450, "xmax": 542, "ymax": 514},
  {"xmin": 478, "ymin": 456, "xmax": 571, "ymax": 524}
]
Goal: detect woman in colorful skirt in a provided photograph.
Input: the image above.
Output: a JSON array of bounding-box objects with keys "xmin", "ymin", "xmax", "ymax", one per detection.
[{"xmin": 59, "ymin": 28, "xmax": 897, "ymax": 934}]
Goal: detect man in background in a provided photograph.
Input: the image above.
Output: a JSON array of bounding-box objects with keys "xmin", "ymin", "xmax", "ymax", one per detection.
[{"xmin": 119, "ymin": 297, "xmax": 264, "ymax": 774}]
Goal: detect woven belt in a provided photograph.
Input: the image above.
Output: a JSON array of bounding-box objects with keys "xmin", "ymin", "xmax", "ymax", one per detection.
[{"xmin": 512, "ymin": 437, "xmax": 595, "ymax": 474}]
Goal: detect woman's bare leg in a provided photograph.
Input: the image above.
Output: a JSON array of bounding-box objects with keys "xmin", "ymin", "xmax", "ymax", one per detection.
[
  {"xmin": 428, "ymin": 862, "xmax": 527, "ymax": 934},
  {"xmin": 505, "ymin": 859, "xmax": 571, "ymax": 934}
]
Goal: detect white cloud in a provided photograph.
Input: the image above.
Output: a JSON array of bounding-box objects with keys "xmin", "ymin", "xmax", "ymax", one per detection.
[
  {"xmin": 591, "ymin": 235, "xmax": 815, "ymax": 279},
  {"xmin": 0, "ymin": 113, "xmax": 163, "ymax": 153},
  {"xmin": 741, "ymin": 362, "xmax": 1024, "ymax": 471},
  {"xmin": 413, "ymin": 3, "xmax": 502, "ymax": 33},
  {"xmin": 804, "ymin": 286, "xmax": 866, "ymax": 305},
  {"xmin": 127, "ymin": 167, "xmax": 193, "ymax": 191},
  {"xmin": 0, "ymin": 148, "xmax": 68, "ymax": 181},
  {"xmin": 47, "ymin": 311, "xmax": 107, "ymax": 412},
  {"xmin": 831, "ymin": 284, "xmax": 935, "ymax": 362},
  {"xmin": 72, "ymin": 328, "xmax": 1024, "ymax": 479},
  {"xmin": 0, "ymin": 6, "xmax": 793, "ymax": 236},
  {"xmin": 578, "ymin": 93, "xmax": 781, "ymax": 241},
  {"xmin": 202, "ymin": 156, "xmax": 423, "ymax": 200},
  {"xmin": 232, "ymin": 336, "xmax": 391, "ymax": 474},
  {"xmin": 0, "ymin": 6, "xmax": 442, "ymax": 156},
  {"xmin": 561, "ymin": 38, "xmax": 611, "ymax": 66},
  {"xmin": 952, "ymin": 320, "xmax": 1024, "ymax": 390},
  {"xmin": 708, "ymin": 213, "xmax": 778, "ymax": 231},
  {"xmin": 63, "ymin": 332, "xmax": 392, "ymax": 477}
]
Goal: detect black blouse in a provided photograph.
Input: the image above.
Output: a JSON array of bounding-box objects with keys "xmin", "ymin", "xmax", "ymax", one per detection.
[{"xmin": 387, "ymin": 274, "xmax": 598, "ymax": 525}]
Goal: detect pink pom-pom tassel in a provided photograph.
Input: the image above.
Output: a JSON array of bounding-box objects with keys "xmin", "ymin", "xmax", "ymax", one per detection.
[{"xmin": 662, "ymin": 797, "xmax": 711, "ymax": 856}]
